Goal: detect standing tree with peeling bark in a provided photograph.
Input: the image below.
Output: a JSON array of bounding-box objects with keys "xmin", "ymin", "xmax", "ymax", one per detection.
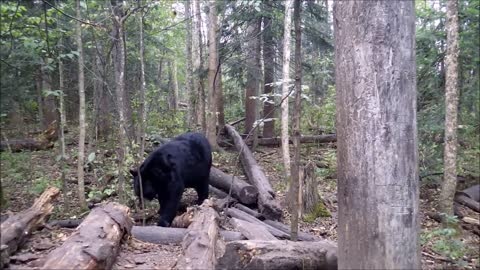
[
  {"xmin": 334, "ymin": 1, "xmax": 419, "ymax": 268},
  {"xmin": 206, "ymin": 0, "xmax": 219, "ymax": 150},
  {"xmin": 439, "ymin": 0, "xmax": 460, "ymax": 220}
]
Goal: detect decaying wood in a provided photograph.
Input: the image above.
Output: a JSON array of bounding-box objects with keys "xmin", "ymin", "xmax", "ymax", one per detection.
[
  {"xmin": 0, "ymin": 121, "xmax": 58, "ymax": 152},
  {"xmin": 216, "ymin": 240, "xmax": 338, "ymax": 270},
  {"xmin": 233, "ymin": 203, "xmax": 264, "ymax": 220},
  {"xmin": 210, "ymin": 167, "xmax": 258, "ymax": 205},
  {"xmin": 225, "ymin": 207, "xmax": 287, "ymax": 239},
  {"xmin": 210, "ymin": 185, "xmax": 228, "ymax": 199},
  {"xmin": 300, "ymin": 162, "xmax": 320, "ymax": 218},
  {"xmin": 131, "ymin": 226, "xmax": 245, "ymax": 244},
  {"xmin": 230, "ymin": 218, "xmax": 276, "ymax": 240},
  {"xmin": 41, "ymin": 202, "xmax": 132, "ymax": 270},
  {"xmin": 49, "ymin": 212, "xmax": 154, "ymax": 229},
  {"xmin": 225, "ymin": 124, "xmax": 282, "ymax": 220},
  {"xmin": 455, "ymin": 194, "xmax": 480, "ymax": 212},
  {"xmin": 172, "ymin": 207, "xmax": 196, "ymax": 228},
  {"xmin": 461, "ymin": 185, "xmax": 480, "ymax": 202},
  {"xmin": 257, "ymin": 134, "xmax": 336, "ymax": 146},
  {"xmin": 263, "ymin": 219, "xmax": 319, "ymax": 241},
  {"xmin": 0, "ymin": 187, "xmax": 60, "ymax": 269},
  {"xmin": 173, "ymin": 200, "xmax": 225, "ymax": 270}
]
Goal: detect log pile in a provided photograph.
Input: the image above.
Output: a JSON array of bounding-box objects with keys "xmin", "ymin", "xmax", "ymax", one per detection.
[{"xmin": 1, "ymin": 187, "xmax": 60, "ymax": 268}]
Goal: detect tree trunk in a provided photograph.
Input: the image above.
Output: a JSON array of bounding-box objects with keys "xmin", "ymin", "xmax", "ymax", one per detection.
[
  {"xmin": 289, "ymin": 0, "xmax": 302, "ymax": 241},
  {"xmin": 194, "ymin": 0, "xmax": 206, "ymax": 131},
  {"xmin": 229, "ymin": 218, "xmax": 276, "ymax": 240},
  {"xmin": 35, "ymin": 72, "xmax": 45, "ymax": 130},
  {"xmin": 1, "ymin": 187, "xmax": 60, "ymax": 269},
  {"xmin": 111, "ymin": 0, "xmax": 128, "ymax": 203},
  {"xmin": 225, "ymin": 124, "xmax": 282, "ymax": 220},
  {"xmin": 138, "ymin": 5, "xmax": 147, "ymax": 157},
  {"xmin": 41, "ymin": 70, "xmax": 57, "ymax": 128},
  {"xmin": 173, "ymin": 200, "xmax": 224, "ymax": 270},
  {"xmin": 185, "ymin": 0, "xmax": 195, "ymax": 128},
  {"xmin": 75, "ymin": 0, "xmax": 87, "ymax": 210},
  {"xmin": 206, "ymin": 1, "xmax": 219, "ymax": 149},
  {"xmin": 439, "ymin": 0, "xmax": 460, "ymax": 218},
  {"xmin": 300, "ymin": 162, "xmax": 320, "ymax": 219},
  {"xmin": 280, "ymin": 0, "xmax": 294, "ymax": 181},
  {"xmin": 216, "ymin": 65, "xmax": 225, "ymax": 132},
  {"xmin": 334, "ymin": 1, "xmax": 419, "ymax": 269},
  {"xmin": 216, "ymin": 240, "xmax": 338, "ymax": 270},
  {"xmin": 170, "ymin": 59, "xmax": 179, "ymax": 112},
  {"xmin": 41, "ymin": 203, "xmax": 132, "ymax": 269},
  {"xmin": 131, "ymin": 226, "xmax": 245, "ymax": 244},
  {"xmin": 263, "ymin": 219, "xmax": 319, "ymax": 241},
  {"xmin": 209, "ymin": 167, "xmax": 258, "ymax": 205},
  {"xmin": 244, "ymin": 19, "xmax": 261, "ymax": 135},
  {"xmin": 57, "ymin": 33, "xmax": 68, "ymax": 211},
  {"xmin": 262, "ymin": 0, "xmax": 275, "ymax": 138}
]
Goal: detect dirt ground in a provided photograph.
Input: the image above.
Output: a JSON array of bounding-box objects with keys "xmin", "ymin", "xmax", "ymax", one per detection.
[{"xmin": 1, "ymin": 141, "xmax": 479, "ymax": 269}]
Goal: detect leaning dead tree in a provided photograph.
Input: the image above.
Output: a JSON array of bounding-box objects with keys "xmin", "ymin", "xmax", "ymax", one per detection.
[
  {"xmin": 225, "ymin": 124, "xmax": 282, "ymax": 220},
  {"xmin": 0, "ymin": 187, "xmax": 60, "ymax": 268},
  {"xmin": 216, "ymin": 240, "xmax": 338, "ymax": 270},
  {"xmin": 41, "ymin": 202, "xmax": 132, "ymax": 269},
  {"xmin": 173, "ymin": 200, "xmax": 225, "ymax": 270}
]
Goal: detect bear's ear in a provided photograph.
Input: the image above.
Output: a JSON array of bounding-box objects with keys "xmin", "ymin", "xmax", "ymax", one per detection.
[{"xmin": 130, "ymin": 169, "xmax": 138, "ymax": 176}]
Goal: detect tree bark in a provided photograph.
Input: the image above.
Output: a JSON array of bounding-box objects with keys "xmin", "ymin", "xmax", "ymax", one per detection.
[
  {"xmin": 280, "ymin": 0, "xmax": 294, "ymax": 181},
  {"xmin": 170, "ymin": 59, "xmax": 179, "ymax": 112},
  {"xmin": 300, "ymin": 162, "xmax": 320, "ymax": 219},
  {"xmin": 111, "ymin": 0, "xmax": 128, "ymax": 203},
  {"xmin": 225, "ymin": 124, "xmax": 282, "ymax": 220},
  {"xmin": 1, "ymin": 187, "xmax": 60, "ymax": 269},
  {"xmin": 209, "ymin": 167, "xmax": 258, "ymax": 205},
  {"xmin": 173, "ymin": 200, "xmax": 224, "ymax": 270},
  {"xmin": 57, "ymin": 32, "xmax": 68, "ymax": 211},
  {"xmin": 206, "ymin": 1, "xmax": 219, "ymax": 149},
  {"xmin": 216, "ymin": 240, "xmax": 337, "ymax": 270},
  {"xmin": 229, "ymin": 218, "xmax": 276, "ymax": 240},
  {"xmin": 262, "ymin": 0, "xmax": 275, "ymax": 138},
  {"xmin": 244, "ymin": 19, "xmax": 261, "ymax": 135},
  {"xmin": 194, "ymin": 0, "xmax": 206, "ymax": 131},
  {"xmin": 131, "ymin": 226, "xmax": 245, "ymax": 244},
  {"xmin": 41, "ymin": 202, "xmax": 132, "ymax": 270},
  {"xmin": 255, "ymin": 134, "xmax": 337, "ymax": 146},
  {"xmin": 138, "ymin": 4, "xmax": 147, "ymax": 157},
  {"xmin": 263, "ymin": 219, "xmax": 319, "ymax": 242},
  {"xmin": 334, "ymin": 1, "xmax": 419, "ymax": 269},
  {"xmin": 76, "ymin": 0, "xmax": 87, "ymax": 210},
  {"xmin": 233, "ymin": 204, "xmax": 264, "ymax": 220},
  {"xmin": 185, "ymin": 0, "xmax": 195, "ymax": 128},
  {"xmin": 289, "ymin": 0, "xmax": 302, "ymax": 241},
  {"xmin": 440, "ymin": 0, "xmax": 460, "ymax": 218}
]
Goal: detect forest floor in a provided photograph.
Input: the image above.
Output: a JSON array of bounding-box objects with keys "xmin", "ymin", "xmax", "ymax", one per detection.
[{"xmin": 1, "ymin": 137, "xmax": 479, "ymax": 269}]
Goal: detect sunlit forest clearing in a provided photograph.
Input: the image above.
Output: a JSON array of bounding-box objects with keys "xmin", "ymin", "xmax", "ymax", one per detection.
[{"xmin": 0, "ymin": 1, "xmax": 479, "ymax": 269}]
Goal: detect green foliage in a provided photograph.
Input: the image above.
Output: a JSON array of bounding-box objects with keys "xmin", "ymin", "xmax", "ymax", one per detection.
[
  {"xmin": 303, "ymin": 201, "xmax": 331, "ymax": 223},
  {"xmin": 31, "ymin": 176, "xmax": 61, "ymax": 195},
  {"xmin": 421, "ymin": 217, "xmax": 466, "ymax": 263}
]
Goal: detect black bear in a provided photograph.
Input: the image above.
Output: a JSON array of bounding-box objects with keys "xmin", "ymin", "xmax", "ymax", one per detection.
[{"xmin": 130, "ymin": 132, "xmax": 212, "ymax": 227}]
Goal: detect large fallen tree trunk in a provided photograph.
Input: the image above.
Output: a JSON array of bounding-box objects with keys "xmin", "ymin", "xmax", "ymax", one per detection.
[
  {"xmin": 0, "ymin": 187, "xmax": 60, "ymax": 269},
  {"xmin": 0, "ymin": 121, "xmax": 58, "ymax": 152},
  {"xmin": 209, "ymin": 167, "xmax": 258, "ymax": 205},
  {"xmin": 225, "ymin": 124, "xmax": 282, "ymax": 220},
  {"xmin": 229, "ymin": 218, "xmax": 276, "ymax": 240},
  {"xmin": 225, "ymin": 208, "xmax": 288, "ymax": 239},
  {"xmin": 132, "ymin": 226, "xmax": 245, "ymax": 244},
  {"xmin": 173, "ymin": 200, "xmax": 224, "ymax": 270},
  {"xmin": 216, "ymin": 240, "xmax": 338, "ymax": 270},
  {"xmin": 41, "ymin": 202, "xmax": 132, "ymax": 270},
  {"xmin": 256, "ymin": 134, "xmax": 336, "ymax": 146},
  {"xmin": 455, "ymin": 185, "xmax": 480, "ymax": 212}
]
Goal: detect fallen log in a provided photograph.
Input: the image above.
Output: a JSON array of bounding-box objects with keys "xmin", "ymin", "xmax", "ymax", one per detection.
[
  {"xmin": 462, "ymin": 184, "xmax": 479, "ymax": 202},
  {"xmin": 0, "ymin": 121, "xmax": 58, "ymax": 152},
  {"xmin": 210, "ymin": 185, "xmax": 228, "ymax": 199},
  {"xmin": 257, "ymin": 134, "xmax": 336, "ymax": 146},
  {"xmin": 225, "ymin": 207, "xmax": 288, "ymax": 239},
  {"xmin": 132, "ymin": 226, "xmax": 245, "ymax": 244},
  {"xmin": 263, "ymin": 219, "xmax": 319, "ymax": 241},
  {"xmin": 1, "ymin": 187, "xmax": 60, "ymax": 269},
  {"xmin": 49, "ymin": 212, "xmax": 155, "ymax": 229},
  {"xmin": 233, "ymin": 203, "xmax": 264, "ymax": 220},
  {"xmin": 172, "ymin": 207, "xmax": 196, "ymax": 228},
  {"xmin": 230, "ymin": 218, "xmax": 276, "ymax": 240},
  {"xmin": 216, "ymin": 240, "xmax": 338, "ymax": 270},
  {"xmin": 210, "ymin": 167, "xmax": 258, "ymax": 205},
  {"xmin": 225, "ymin": 124, "xmax": 282, "ymax": 220},
  {"xmin": 455, "ymin": 194, "xmax": 480, "ymax": 212},
  {"xmin": 41, "ymin": 202, "xmax": 132, "ymax": 270},
  {"xmin": 173, "ymin": 200, "xmax": 224, "ymax": 270}
]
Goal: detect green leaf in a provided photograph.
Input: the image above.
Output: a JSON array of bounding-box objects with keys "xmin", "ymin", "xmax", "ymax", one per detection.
[{"xmin": 87, "ymin": 152, "xmax": 96, "ymax": 163}]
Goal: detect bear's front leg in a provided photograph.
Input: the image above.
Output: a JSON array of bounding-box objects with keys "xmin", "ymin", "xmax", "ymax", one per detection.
[{"xmin": 157, "ymin": 182, "xmax": 184, "ymax": 227}]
